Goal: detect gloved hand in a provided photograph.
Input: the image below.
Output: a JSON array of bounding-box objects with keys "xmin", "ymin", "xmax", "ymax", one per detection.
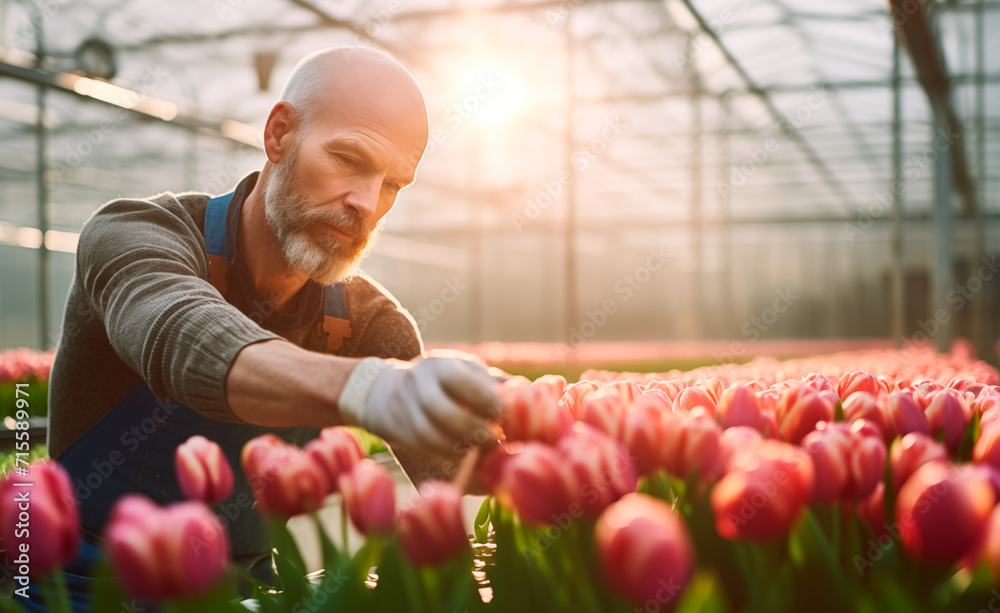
[{"xmin": 338, "ymin": 355, "xmax": 502, "ymax": 456}]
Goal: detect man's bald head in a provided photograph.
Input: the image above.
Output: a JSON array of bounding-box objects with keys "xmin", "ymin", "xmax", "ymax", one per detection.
[{"xmin": 278, "ymin": 47, "xmax": 429, "ymax": 159}]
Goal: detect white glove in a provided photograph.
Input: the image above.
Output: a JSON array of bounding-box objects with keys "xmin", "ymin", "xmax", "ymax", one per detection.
[{"xmin": 338, "ymin": 356, "xmax": 502, "ymax": 456}]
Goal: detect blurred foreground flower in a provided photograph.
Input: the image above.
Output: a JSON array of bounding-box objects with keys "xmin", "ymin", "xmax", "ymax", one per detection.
[
  {"xmin": 397, "ymin": 481, "xmax": 468, "ymax": 567},
  {"xmin": 175, "ymin": 435, "xmax": 234, "ymax": 505},
  {"xmin": 338, "ymin": 458, "xmax": 396, "ymax": 536}
]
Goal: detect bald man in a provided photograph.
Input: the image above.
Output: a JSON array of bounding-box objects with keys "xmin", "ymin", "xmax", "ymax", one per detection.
[{"xmin": 43, "ymin": 47, "xmax": 498, "ymax": 610}]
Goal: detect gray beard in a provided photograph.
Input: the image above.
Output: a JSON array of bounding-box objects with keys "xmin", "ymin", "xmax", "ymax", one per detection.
[{"xmin": 262, "ymin": 146, "xmax": 382, "ymax": 285}]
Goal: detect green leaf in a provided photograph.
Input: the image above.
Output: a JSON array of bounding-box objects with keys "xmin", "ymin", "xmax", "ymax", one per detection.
[
  {"xmin": 474, "ymin": 496, "xmax": 492, "ymax": 544},
  {"xmin": 834, "ymin": 400, "xmax": 846, "ymax": 422},
  {"xmin": 313, "ymin": 515, "xmax": 341, "ymax": 569},
  {"xmin": 956, "ymin": 411, "xmax": 980, "ymax": 462}
]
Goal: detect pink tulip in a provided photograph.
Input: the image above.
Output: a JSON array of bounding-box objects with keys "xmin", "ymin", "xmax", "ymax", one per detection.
[
  {"xmin": 397, "ymin": 481, "xmax": 468, "ymax": 567},
  {"xmin": 558, "ymin": 425, "xmax": 637, "ymax": 517},
  {"xmin": 242, "ymin": 435, "xmax": 329, "ymax": 518},
  {"xmin": 776, "ymin": 385, "xmax": 835, "ymax": 444},
  {"xmin": 338, "ymin": 459, "xmax": 396, "ymax": 536},
  {"xmin": 843, "ymin": 392, "xmax": 890, "ymax": 441},
  {"xmin": 493, "ymin": 443, "xmax": 573, "ymax": 526},
  {"xmin": 304, "ymin": 427, "xmax": 365, "ymax": 492},
  {"xmin": 560, "ymin": 380, "xmax": 600, "ymax": 418},
  {"xmin": 802, "ymin": 420, "xmax": 885, "ymax": 503},
  {"xmin": 804, "ymin": 373, "xmax": 834, "ymax": 393},
  {"xmin": 645, "ymin": 379, "xmax": 683, "ymax": 401},
  {"xmin": 534, "ymin": 374, "xmax": 567, "ymax": 396},
  {"xmin": 695, "ymin": 378, "xmax": 725, "ymax": 403},
  {"xmin": 500, "ymin": 380, "xmax": 573, "ymax": 445},
  {"xmin": 599, "ymin": 380, "xmax": 643, "ymax": 409},
  {"xmin": 896, "ymin": 461, "xmax": 995, "ymax": 565},
  {"xmin": 837, "ymin": 371, "xmax": 880, "ymax": 401},
  {"xmin": 0, "ymin": 461, "xmax": 79, "ymax": 577},
  {"xmin": 595, "ymin": 493, "xmax": 694, "ymax": 608},
  {"xmin": 662, "ymin": 408, "xmax": 722, "ymax": 481},
  {"xmin": 175, "ymin": 435, "xmax": 234, "ymax": 505},
  {"xmin": 718, "ymin": 426, "xmax": 764, "ymax": 470},
  {"xmin": 621, "ymin": 401, "xmax": 672, "ymax": 476},
  {"xmin": 106, "ymin": 495, "xmax": 229, "ymax": 603},
  {"xmin": 639, "ymin": 388, "xmax": 674, "ymax": 413},
  {"xmin": 974, "ymin": 420, "xmax": 1000, "ymax": 470},
  {"xmin": 964, "ymin": 506, "xmax": 1000, "ymax": 581},
  {"xmin": 675, "ymin": 386, "xmax": 717, "ymax": 416},
  {"xmin": 890, "ymin": 433, "xmax": 949, "ymax": 492},
  {"xmin": 924, "ymin": 391, "xmax": 968, "ymax": 454},
  {"xmin": 711, "ymin": 440, "xmax": 815, "ymax": 541},
  {"xmin": 856, "ymin": 481, "xmax": 888, "ymax": 537},
  {"xmin": 716, "ymin": 385, "xmax": 762, "ymax": 430},
  {"xmin": 884, "ymin": 392, "xmax": 931, "ymax": 440},
  {"xmin": 578, "ymin": 392, "xmax": 627, "ymax": 440}
]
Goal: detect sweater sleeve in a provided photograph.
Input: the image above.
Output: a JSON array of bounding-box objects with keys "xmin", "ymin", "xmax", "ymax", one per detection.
[{"xmin": 75, "ymin": 195, "xmax": 282, "ymax": 421}]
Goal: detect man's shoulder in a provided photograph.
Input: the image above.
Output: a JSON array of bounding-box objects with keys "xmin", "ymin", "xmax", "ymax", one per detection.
[
  {"xmin": 84, "ymin": 189, "xmax": 212, "ymax": 236},
  {"xmin": 341, "ymin": 272, "xmax": 423, "ymax": 359}
]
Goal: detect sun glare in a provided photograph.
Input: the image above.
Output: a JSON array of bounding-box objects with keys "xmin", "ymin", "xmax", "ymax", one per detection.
[{"xmin": 456, "ymin": 66, "xmax": 527, "ymax": 125}]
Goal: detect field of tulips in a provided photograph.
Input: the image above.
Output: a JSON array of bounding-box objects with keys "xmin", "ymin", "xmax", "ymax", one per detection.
[
  {"xmin": 4, "ymin": 341, "xmax": 1000, "ymax": 612},
  {"xmin": 0, "ymin": 349, "xmax": 54, "ymax": 421}
]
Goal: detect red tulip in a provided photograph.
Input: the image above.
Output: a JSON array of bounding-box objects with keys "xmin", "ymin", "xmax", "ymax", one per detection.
[
  {"xmin": 304, "ymin": 427, "xmax": 365, "ymax": 492},
  {"xmin": 675, "ymin": 386, "xmax": 716, "ymax": 416},
  {"xmin": 776, "ymin": 385, "xmax": 835, "ymax": 444},
  {"xmin": 711, "ymin": 440, "xmax": 815, "ymax": 541},
  {"xmin": 106, "ymin": 495, "xmax": 229, "ymax": 603},
  {"xmin": 896, "ymin": 461, "xmax": 995, "ymax": 565},
  {"xmin": 242, "ymin": 435, "xmax": 329, "ymax": 518},
  {"xmin": 804, "ymin": 373, "xmax": 834, "ymax": 393},
  {"xmin": 802, "ymin": 420, "xmax": 885, "ymax": 503},
  {"xmin": 890, "ymin": 433, "xmax": 949, "ymax": 493},
  {"xmin": 599, "ymin": 380, "xmax": 643, "ymax": 409},
  {"xmin": 175, "ymin": 435, "xmax": 234, "ymax": 505},
  {"xmin": 885, "ymin": 392, "xmax": 931, "ymax": 440},
  {"xmin": 716, "ymin": 385, "xmax": 762, "ymax": 430},
  {"xmin": 578, "ymin": 392, "xmax": 627, "ymax": 440},
  {"xmin": 964, "ymin": 506, "xmax": 1000, "ymax": 581},
  {"xmin": 397, "ymin": 481, "xmax": 468, "ymax": 567},
  {"xmin": 837, "ymin": 371, "xmax": 880, "ymax": 401},
  {"xmin": 856, "ymin": 481, "xmax": 888, "ymax": 537},
  {"xmin": 500, "ymin": 380, "xmax": 573, "ymax": 445},
  {"xmin": 338, "ymin": 459, "xmax": 396, "ymax": 536},
  {"xmin": 493, "ymin": 443, "xmax": 573, "ymax": 526},
  {"xmin": 559, "ymin": 425, "xmax": 637, "ymax": 517},
  {"xmin": 639, "ymin": 388, "xmax": 674, "ymax": 413},
  {"xmin": 595, "ymin": 493, "xmax": 694, "ymax": 608},
  {"xmin": 0, "ymin": 461, "xmax": 79, "ymax": 577},
  {"xmin": 924, "ymin": 391, "xmax": 969, "ymax": 454}
]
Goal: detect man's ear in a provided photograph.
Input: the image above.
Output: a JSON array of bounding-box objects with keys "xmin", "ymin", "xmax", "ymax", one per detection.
[{"xmin": 263, "ymin": 101, "xmax": 297, "ymax": 163}]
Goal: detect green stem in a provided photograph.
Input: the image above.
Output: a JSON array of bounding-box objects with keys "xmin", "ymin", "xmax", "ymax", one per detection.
[{"xmin": 341, "ymin": 498, "xmax": 350, "ymax": 553}]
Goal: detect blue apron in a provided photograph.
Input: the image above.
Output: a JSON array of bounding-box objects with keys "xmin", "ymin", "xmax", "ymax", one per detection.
[{"xmin": 29, "ymin": 191, "xmax": 353, "ymax": 611}]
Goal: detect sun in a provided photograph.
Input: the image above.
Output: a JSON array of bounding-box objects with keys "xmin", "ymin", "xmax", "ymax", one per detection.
[{"xmin": 455, "ymin": 66, "xmax": 527, "ymax": 125}]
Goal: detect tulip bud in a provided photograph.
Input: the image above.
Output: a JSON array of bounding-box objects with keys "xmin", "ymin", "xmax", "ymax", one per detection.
[
  {"xmin": 675, "ymin": 386, "xmax": 717, "ymax": 416},
  {"xmin": 716, "ymin": 385, "xmax": 762, "ymax": 431},
  {"xmin": 645, "ymin": 379, "xmax": 683, "ymax": 401},
  {"xmin": 711, "ymin": 440, "xmax": 814, "ymax": 541},
  {"xmin": 885, "ymin": 392, "xmax": 931, "ymax": 440},
  {"xmin": 896, "ymin": 461, "xmax": 995, "ymax": 565},
  {"xmin": 843, "ymin": 392, "xmax": 890, "ymax": 441},
  {"xmin": 493, "ymin": 443, "xmax": 573, "ymax": 526},
  {"xmin": 304, "ymin": 427, "xmax": 365, "ymax": 492},
  {"xmin": 595, "ymin": 494, "xmax": 694, "ymax": 608},
  {"xmin": 500, "ymin": 380, "xmax": 573, "ymax": 445},
  {"xmin": 856, "ymin": 481, "xmax": 887, "ymax": 538},
  {"xmin": 242, "ymin": 435, "xmax": 329, "ymax": 518},
  {"xmin": 837, "ymin": 371, "xmax": 880, "ymax": 401},
  {"xmin": 802, "ymin": 421, "xmax": 885, "ymax": 504},
  {"xmin": 964, "ymin": 506, "xmax": 1000, "ymax": 581},
  {"xmin": 338, "ymin": 459, "xmax": 396, "ymax": 536},
  {"xmin": 560, "ymin": 380, "xmax": 600, "ymax": 418},
  {"xmin": 621, "ymin": 401, "xmax": 672, "ymax": 476},
  {"xmin": 776, "ymin": 385, "xmax": 835, "ymax": 444},
  {"xmin": 397, "ymin": 481, "xmax": 468, "ymax": 567},
  {"xmin": 599, "ymin": 380, "xmax": 643, "ymax": 409},
  {"xmin": 974, "ymin": 420, "xmax": 1000, "ymax": 470},
  {"xmin": 559, "ymin": 425, "xmax": 637, "ymax": 517},
  {"xmin": 175, "ymin": 435, "xmax": 234, "ymax": 506},
  {"xmin": 890, "ymin": 433, "xmax": 948, "ymax": 493},
  {"xmin": 804, "ymin": 373, "xmax": 834, "ymax": 393},
  {"xmin": 578, "ymin": 392, "xmax": 627, "ymax": 440},
  {"xmin": 718, "ymin": 426, "xmax": 764, "ymax": 471},
  {"xmin": 663, "ymin": 408, "xmax": 722, "ymax": 481},
  {"xmin": 533, "ymin": 374, "xmax": 568, "ymax": 396},
  {"xmin": 106, "ymin": 495, "xmax": 230, "ymax": 603},
  {"xmin": 695, "ymin": 378, "xmax": 725, "ymax": 403},
  {"xmin": 924, "ymin": 391, "xmax": 969, "ymax": 454},
  {"xmin": 0, "ymin": 461, "xmax": 79, "ymax": 577}
]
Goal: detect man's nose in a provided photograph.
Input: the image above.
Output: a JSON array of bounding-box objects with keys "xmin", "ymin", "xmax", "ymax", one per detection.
[{"xmin": 343, "ymin": 176, "xmax": 381, "ymax": 220}]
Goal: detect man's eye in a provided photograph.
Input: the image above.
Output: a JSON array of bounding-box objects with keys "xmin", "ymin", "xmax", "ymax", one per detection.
[
  {"xmin": 336, "ymin": 154, "xmax": 356, "ymax": 166},
  {"xmin": 385, "ymin": 181, "xmax": 401, "ymax": 192}
]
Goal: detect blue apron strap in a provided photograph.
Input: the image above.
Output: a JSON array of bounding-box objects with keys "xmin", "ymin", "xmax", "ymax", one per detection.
[
  {"xmin": 205, "ymin": 192, "xmax": 233, "ymax": 295},
  {"xmin": 320, "ymin": 283, "xmax": 351, "ymax": 351}
]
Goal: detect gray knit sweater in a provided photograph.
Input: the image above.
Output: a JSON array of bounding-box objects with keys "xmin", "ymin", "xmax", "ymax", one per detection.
[{"xmin": 47, "ymin": 173, "xmax": 451, "ymax": 484}]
